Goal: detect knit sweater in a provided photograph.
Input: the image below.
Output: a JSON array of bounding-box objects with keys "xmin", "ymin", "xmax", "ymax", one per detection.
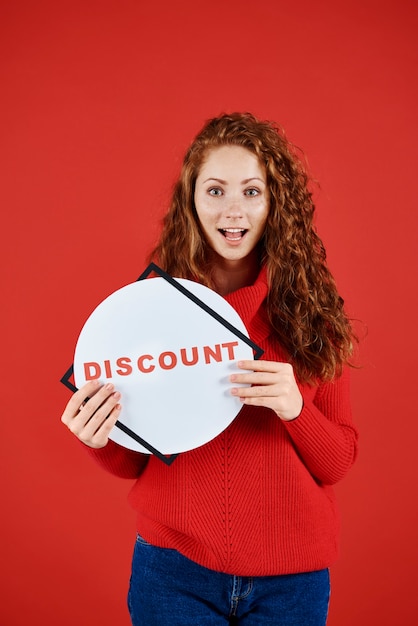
[{"xmin": 87, "ymin": 268, "xmax": 358, "ymax": 576}]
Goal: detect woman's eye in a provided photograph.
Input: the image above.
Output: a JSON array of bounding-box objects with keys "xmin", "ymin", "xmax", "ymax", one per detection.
[
  {"xmin": 245, "ymin": 188, "xmax": 259, "ymax": 196},
  {"xmin": 208, "ymin": 188, "xmax": 223, "ymax": 196}
]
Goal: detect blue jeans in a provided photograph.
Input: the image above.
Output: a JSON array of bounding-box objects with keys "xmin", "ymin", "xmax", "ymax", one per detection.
[{"xmin": 128, "ymin": 535, "xmax": 330, "ymax": 625}]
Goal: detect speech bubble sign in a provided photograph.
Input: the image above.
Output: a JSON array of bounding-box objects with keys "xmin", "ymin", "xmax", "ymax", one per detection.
[{"xmin": 64, "ymin": 265, "xmax": 263, "ymax": 463}]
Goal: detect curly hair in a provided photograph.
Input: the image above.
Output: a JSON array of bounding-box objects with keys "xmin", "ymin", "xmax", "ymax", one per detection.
[{"xmin": 151, "ymin": 112, "xmax": 356, "ymax": 383}]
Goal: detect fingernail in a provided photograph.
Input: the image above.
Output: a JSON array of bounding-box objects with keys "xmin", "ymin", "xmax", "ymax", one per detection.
[{"xmin": 105, "ymin": 383, "xmax": 114, "ymax": 391}]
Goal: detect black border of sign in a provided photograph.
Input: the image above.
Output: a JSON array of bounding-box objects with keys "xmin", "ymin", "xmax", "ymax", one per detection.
[{"xmin": 61, "ymin": 263, "xmax": 264, "ymax": 466}]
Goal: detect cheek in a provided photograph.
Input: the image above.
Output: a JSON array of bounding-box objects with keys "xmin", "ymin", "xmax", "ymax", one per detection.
[
  {"xmin": 195, "ymin": 204, "xmax": 209, "ymax": 222},
  {"xmin": 195, "ymin": 197, "xmax": 218, "ymax": 225},
  {"xmin": 194, "ymin": 207, "xmax": 214, "ymax": 237},
  {"xmin": 194, "ymin": 190, "xmax": 210, "ymax": 216},
  {"xmin": 255, "ymin": 213, "xmax": 269, "ymax": 240},
  {"xmin": 255, "ymin": 202, "xmax": 269, "ymax": 226}
]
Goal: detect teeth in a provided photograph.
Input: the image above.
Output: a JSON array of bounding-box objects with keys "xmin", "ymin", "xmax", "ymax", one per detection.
[{"xmin": 221, "ymin": 228, "xmax": 245, "ymax": 233}]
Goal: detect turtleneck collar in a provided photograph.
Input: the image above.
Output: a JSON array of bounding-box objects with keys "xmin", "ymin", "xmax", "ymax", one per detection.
[{"xmin": 223, "ymin": 266, "xmax": 271, "ymax": 347}]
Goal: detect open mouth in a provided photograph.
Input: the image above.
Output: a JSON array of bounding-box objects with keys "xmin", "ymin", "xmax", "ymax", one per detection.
[{"xmin": 218, "ymin": 228, "xmax": 248, "ymax": 241}]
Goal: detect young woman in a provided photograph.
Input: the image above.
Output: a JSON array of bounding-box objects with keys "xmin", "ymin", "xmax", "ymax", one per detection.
[{"xmin": 61, "ymin": 112, "xmax": 358, "ymax": 625}]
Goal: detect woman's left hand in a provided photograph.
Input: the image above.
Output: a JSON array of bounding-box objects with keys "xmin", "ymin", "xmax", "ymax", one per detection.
[{"xmin": 230, "ymin": 360, "xmax": 303, "ymax": 421}]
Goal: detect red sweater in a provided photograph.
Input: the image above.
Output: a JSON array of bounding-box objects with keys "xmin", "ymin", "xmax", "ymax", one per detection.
[{"xmin": 87, "ymin": 269, "xmax": 358, "ymax": 576}]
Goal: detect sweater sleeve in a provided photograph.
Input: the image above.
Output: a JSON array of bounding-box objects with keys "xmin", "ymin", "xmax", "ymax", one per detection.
[
  {"xmin": 84, "ymin": 439, "xmax": 149, "ymax": 479},
  {"xmin": 282, "ymin": 367, "xmax": 358, "ymax": 485}
]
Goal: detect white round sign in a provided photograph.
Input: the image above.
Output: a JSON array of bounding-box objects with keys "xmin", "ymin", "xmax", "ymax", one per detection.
[{"xmin": 73, "ymin": 274, "xmax": 260, "ymax": 456}]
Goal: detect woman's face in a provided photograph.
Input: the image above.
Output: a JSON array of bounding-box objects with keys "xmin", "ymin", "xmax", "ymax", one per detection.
[{"xmin": 194, "ymin": 145, "xmax": 269, "ymax": 269}]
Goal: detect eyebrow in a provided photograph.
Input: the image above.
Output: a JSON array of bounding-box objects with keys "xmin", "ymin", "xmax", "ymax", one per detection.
[{"xmin": 202, "ymin": 177, "xmax": 265, "ymax": 185}]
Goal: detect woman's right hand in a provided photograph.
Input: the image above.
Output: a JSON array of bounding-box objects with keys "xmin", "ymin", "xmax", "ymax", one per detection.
[{"xmin": 61, "ymin": 380, "xmax": 122, "ymax": 449}]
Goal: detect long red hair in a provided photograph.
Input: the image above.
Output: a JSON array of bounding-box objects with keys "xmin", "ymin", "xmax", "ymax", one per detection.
[{"xmin": 151, "ymin": 112, "xmax": 356, "ymax": 383}]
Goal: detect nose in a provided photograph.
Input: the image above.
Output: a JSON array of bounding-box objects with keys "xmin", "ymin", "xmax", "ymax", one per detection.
[{"xmin": 224, "ymin": 197, "xmax": 243, "ymax": 219}]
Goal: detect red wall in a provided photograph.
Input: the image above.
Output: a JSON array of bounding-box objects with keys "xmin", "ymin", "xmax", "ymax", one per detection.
[{"xmin": 2, "ymin": 1, "xmax": 417, "ymax": 624}]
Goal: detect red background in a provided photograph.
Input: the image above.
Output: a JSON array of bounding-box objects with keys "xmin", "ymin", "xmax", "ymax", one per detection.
[{"xmin": 1, "ymin": 1, "xmax": 417, "ymax": 624}]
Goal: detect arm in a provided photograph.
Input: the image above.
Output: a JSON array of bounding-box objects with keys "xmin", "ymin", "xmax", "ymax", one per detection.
[
  {"xmin": 61, "ymin": 380, "xmax": 148, "ymax": 479},
  {"xmin": 282, "ymin": 367, "xmax": 358, "ymax": 484},
  {"xmin": 231, "ymin": 362, "xmax": 358, "ymax": 485},
  {"xmin": 85, "ymin": 439, "xmax": 148, "ymax": 479}
]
